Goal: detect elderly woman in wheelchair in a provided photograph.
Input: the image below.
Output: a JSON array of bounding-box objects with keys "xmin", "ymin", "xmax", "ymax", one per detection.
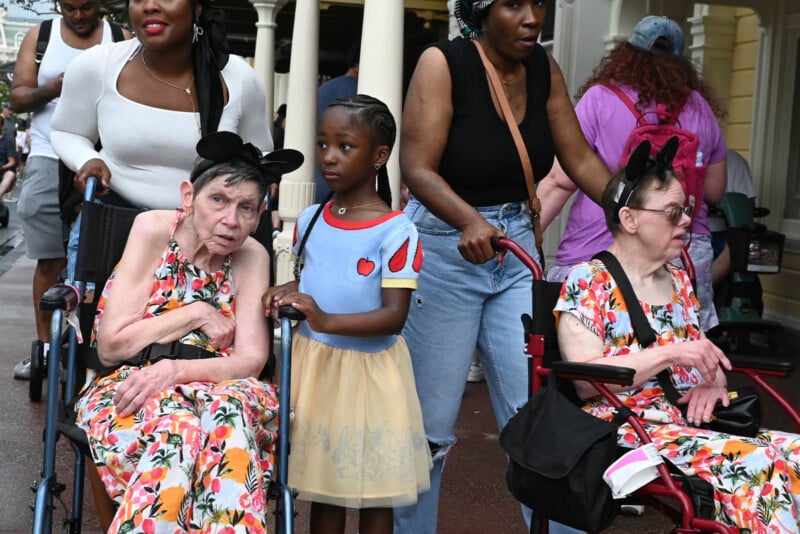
[
  {"xmin": 73, "ymin": 132, "xmax": 289, "ymax": 533},
  {"xmin": 553, "ymin": 139, "xmax": 800, "ymax": 532}
]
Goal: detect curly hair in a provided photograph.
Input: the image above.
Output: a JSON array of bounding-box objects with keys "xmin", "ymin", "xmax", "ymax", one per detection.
[{"xmin": 577, "ymin": 41, "xmax": 725, "ymax": 119}]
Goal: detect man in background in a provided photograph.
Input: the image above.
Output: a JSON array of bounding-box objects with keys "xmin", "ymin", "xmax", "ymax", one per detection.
[
  {"xmin": 314, "ymin": 40, "xmax": 359, "ymax": 203},
  {"xmin": 11, "ymin": 0, "xmax": 131, "ymax": 379}
]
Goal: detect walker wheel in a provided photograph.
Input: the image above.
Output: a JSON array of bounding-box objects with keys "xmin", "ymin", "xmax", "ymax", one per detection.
[
  {"xmin": 29, "ymin": 340, "xmax": 44, "ymax": 402},
  {"xmin": 0, "ymin": 204, "xmax": 8, "ymax": 227}
]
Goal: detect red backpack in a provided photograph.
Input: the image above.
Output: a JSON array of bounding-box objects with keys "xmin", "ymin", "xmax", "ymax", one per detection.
[{"xmin": 608, "ymin": 85, "xmax": 705, "ymax": 219}]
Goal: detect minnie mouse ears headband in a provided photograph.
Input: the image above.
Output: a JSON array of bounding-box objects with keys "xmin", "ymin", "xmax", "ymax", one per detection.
[
  {"xmin": 612, "ymin": 136, "xmax": 679, "ymax": 222},
  {"xmin": 190, "ymin": 131, "xmax": 304, "ymax": 185}
]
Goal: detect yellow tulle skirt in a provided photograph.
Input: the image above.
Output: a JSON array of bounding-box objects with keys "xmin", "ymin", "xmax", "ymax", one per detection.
[{"xmin": 288, "ymin": 334, "xmax": 432, "ymax": 508}]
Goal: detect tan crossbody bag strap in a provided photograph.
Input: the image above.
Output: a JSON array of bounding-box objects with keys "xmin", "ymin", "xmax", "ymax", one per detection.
[{"xmin": 474, "ymin": 40, "xmax": 545, "ymax": 266}]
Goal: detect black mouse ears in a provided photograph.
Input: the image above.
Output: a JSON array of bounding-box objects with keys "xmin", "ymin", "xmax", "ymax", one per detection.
[
  {"xmin": 190, "ymin": 131, "xmax": 304, "ymax": 184},
  {"xmin": 624, "ymin": 136, "xmax": 679, "ymax": 183},
  {"xmin": 613, "ymin": 136, "xmax": 679, "ymax": 222}
]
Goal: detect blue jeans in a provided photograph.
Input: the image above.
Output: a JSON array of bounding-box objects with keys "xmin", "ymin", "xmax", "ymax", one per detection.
[{"xmin": 394, "ymin": 199, "xmax": 581, "ymax": 534}]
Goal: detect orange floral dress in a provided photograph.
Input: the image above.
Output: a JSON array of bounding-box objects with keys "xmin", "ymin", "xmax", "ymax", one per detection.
[
  {"xmin": 555, "ymin": 260, "xmax": 800, "ymax": 533},
  {"xmin": 75, "ymin": 210, "xmax": 279, "ymax": 533}
]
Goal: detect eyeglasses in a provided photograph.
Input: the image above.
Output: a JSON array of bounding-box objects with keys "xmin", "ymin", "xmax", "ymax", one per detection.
[{"xmin": 628, "ymin": 204, "xmax": 692, "ymax": 225}]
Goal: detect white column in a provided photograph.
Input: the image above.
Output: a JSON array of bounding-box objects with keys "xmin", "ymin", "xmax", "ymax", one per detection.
[
  {"xmin": 688, "ymin": 6, "xmax": 737, "ymax": 130},
  {"xmin": 249, "ymin": 0, "xmax": 288, "ymax": 133},
  {"xmin": 358, "ymin": 0, "xmax": 405, "ymax": 209},
  {"xmin": 274, "ymin": 0, "xmax": 319, "ymax": 284}
]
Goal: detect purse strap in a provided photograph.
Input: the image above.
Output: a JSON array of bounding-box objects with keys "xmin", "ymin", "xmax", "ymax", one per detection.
[
  {"xmin": 293, "ymin": 190, "xmax": 335, "ymax": 280},
  {"xmin": 473, "ymin": 40, "xmax": 545, "ymax": 264},
  {"xmin": 593, "ymin": 250, "xmax": 683, "ymax": 408}
]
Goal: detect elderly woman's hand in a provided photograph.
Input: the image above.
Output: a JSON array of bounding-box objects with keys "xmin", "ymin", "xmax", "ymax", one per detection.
[
  {"xmin": 194, "ymin": 301, "xmax": 235, "ymax": 350},
  {"xmin": 668, "ymin": 338, "xmax": 731, "ymax": 384},
  {"xmin": 678, "ymin": 382, "xmax": 730, "ymax": 427},
  {"xmin": 458, "ymin": 217, "xmax": 505, "ymax": 264},
  {"xmin": 114, "ymin": 360, "xmax": 180, "ymax": 417}
]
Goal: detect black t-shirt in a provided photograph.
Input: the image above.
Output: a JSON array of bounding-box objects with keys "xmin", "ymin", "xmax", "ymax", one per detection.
[
  {"xmin": 0, "ymin": 135, "xmax": 16, "ymax": 167},
  {"xmin": 433, "ymin": 37, "xmax": 555, "ymax": 206}
]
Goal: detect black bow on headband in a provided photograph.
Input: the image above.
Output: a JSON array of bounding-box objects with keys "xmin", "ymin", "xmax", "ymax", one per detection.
[
  {"xmin": 612, "ymin": 136, "xmax": 679, "ymax": 222},
  {"xmin": 190, "ymin": 131, "xmax": 304, "ymax": 185}
]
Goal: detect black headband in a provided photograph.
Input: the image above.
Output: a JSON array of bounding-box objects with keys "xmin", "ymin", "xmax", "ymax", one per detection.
[
  {"xmin": 190, "ymin": 131, "xmax": 304, "ymax": 185},
  {"xmin": 612, "ymin": 136, "xmax": 679, "ymax": 222}
]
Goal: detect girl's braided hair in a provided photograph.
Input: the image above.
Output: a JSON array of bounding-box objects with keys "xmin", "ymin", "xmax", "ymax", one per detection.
[{"xmin": 327, "ymin": 94, "xmax": 395, "ymax": 208}]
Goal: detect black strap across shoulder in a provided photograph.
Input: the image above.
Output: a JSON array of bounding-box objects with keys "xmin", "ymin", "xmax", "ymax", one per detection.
[
  {"xmin": 36, "ymin": 19, "xmax": 125, "ymax": 64},
  {"xmin": 593, "ymin": 251, "xmax": 657, "ymax": 348},
  {"xmin": 35, "ymin": 19, "xmax": 52, "ymax": 64},
  {"xmin": 592, "ymin": 251, "xmax": 684, "ymax": 408},
  {"xmin": 293, "ymin": 190, "xmax": 334, "ymax": 280}
]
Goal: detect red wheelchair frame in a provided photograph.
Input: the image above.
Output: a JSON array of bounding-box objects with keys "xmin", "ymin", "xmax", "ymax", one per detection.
[{"xmin": 494, "ymin": 237, "xmax": 798, "ymax": 534}]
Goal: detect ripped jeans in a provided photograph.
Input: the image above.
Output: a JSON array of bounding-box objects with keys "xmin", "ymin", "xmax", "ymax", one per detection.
[{"xmin": 394, "ymin": 200, "xmax": 582, "ymax": 534}]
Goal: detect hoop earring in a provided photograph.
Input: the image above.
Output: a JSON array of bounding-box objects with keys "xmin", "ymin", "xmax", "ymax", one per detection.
[{"xmin": 192, "ymin": 22, "xmax": 204, "ymax": 43}]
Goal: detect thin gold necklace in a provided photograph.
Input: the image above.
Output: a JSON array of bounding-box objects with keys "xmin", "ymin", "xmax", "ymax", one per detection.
[
  {"xmin": 332, "ymin": 200, "xmax": 384, "ymax": 215},
  {"xmin": 140, "ymin": 49, "xmax": 200, "ymax": 132}
]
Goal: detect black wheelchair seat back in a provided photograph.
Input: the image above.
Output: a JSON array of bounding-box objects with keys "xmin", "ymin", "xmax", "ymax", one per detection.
[
  {"xmin": 74, "ymin": 201, "xmax": 141, "ymax": 374},
  {"xmin": 76, "ymin": 201, "xmax": 141, "ymax": 284}
]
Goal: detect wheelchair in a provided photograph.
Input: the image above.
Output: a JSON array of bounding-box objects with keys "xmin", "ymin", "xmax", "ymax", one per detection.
[
  {"xmin": 494, "ymin": 237, "xmax": 799, "ymax": 534},
  {"xmin": 709, "ymin": 192, "xmax": 785, "ymax": 353},
  {"xmin": 31, "ymin": 177, "xmax": 298, "ymax": 533}
]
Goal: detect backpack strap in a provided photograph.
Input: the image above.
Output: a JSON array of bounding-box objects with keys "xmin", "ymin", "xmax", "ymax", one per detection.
[
  {"xmin": 35, "ymin": 19, "xmax": 53, "ymax": 64},
  {"xmin": 606, "ymin": 84, "xmax": 680, "ymax": 126},
  {"xmin": 36, "ymin": 19, "xmax": 123, "ymax": 66},
  {"xmin": 109, "ymin": 21, "xmax": 124, "ymax": 42}
]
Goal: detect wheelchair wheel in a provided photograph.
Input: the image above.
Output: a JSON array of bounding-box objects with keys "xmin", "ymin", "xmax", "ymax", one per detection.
[
  {"xmin": 29, "ymin": 340, "xmax": 44, "ymax": 402},
  {"xmin": 0, "ymin": 203, "xmax": 8, "ymax": 228}
]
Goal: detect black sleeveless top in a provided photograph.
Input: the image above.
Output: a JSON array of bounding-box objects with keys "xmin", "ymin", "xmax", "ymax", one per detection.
[{"xmin": 434, "ymin": 37, "xmax": 555, "ymax": 207}]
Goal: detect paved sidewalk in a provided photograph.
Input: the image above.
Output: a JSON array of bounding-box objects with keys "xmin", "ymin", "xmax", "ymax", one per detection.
[{"xmin": 1, "ymin": 250, "xmax": 798, "ymax": 533}]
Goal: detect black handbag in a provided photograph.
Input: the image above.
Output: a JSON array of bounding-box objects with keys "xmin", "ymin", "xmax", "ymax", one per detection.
[
  {"xmin": 702, "ymin": 386, "xmax": 761, "ymax": 437},
  {"xmin": 593, "ymin": 251, "xmax": 762, "ymax": 437},
  {"xmin": 500, "ymin": 370, "xmax": 631, "ymax": 533}
]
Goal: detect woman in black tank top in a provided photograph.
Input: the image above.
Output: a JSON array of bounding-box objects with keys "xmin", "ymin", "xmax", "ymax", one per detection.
[{"xmin": 394, "ymin": 2, "xmax": 612, "ymax": 533}]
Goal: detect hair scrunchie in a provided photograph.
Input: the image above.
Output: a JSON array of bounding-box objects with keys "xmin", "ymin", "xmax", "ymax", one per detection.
[
  {"xmin": 193, "ymin": 6, "xmax": 229, "ymax": 136},
  {"xmin": 454, "ymin": 0, "xmax": 497, "ymax": 39}
]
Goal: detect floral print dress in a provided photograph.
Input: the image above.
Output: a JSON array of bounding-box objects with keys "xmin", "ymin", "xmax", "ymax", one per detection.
[
  {"xmin": 75, "ymin": 210, "xmax": 279, "ymax": 533},
  {"xmin": 554, "ymin": 259, "xmax": 800, "ymax": 533}
]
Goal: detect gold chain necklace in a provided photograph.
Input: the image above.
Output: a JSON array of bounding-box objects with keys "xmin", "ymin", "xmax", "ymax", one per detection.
[
  {"xmin": 332, "ymin": 200, "xmax": 384, "ymax": 215},
  {"xmin": 140, "ymin": 49, "xmax": 200, "ymax": 132}
]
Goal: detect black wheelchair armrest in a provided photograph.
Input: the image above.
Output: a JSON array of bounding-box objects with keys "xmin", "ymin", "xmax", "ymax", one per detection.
[
  {"xmin": 753, "ymin": 207, "xmax": 770, "ymax": 219},
  {"xmin": 550, "ymin": 361, "xmax": 635, "ymax": 386},
  {"xmin": 39, "ymin": 283, "xmax": 80, "ymax": 312},
  {"xmin": 728, "ymin": 354, "xmax": 794, "ymax": 374}
]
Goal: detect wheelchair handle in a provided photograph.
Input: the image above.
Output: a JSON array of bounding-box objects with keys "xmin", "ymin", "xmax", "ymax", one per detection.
[
  {"xmin": 39, "ymin": 283, "xmax": 81, "ymax": 312},
  {"xmin": 84, "ymin": 175, "xmax": 100, "ymax": 203},
  {"xmin": 490, "ymin": 237, "xmax": 543, "ymax": 281},
  {"xmin": 278, "ymin": 305, "xmax": 306, "ymax": 321}
]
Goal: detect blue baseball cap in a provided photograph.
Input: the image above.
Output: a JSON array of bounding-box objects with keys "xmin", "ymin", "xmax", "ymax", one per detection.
[{"xmin": 628, "ymin": 16, "xmax": 684, "ymax": 57}]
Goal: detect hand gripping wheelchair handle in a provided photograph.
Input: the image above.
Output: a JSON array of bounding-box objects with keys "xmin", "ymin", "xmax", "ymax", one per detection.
[
  {"xmin": 278, "ymin": 305, "xmax": 306, "ymax": 321},
  {"xmin": 39, "ymin": 283, "xmax": 81, "ymax": 312},
  {"xmin": 491, "ymin": 236, "xmax": 544, "ymax": 281}
]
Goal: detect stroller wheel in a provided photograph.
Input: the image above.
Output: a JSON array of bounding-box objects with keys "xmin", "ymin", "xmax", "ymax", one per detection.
[
  {"xmin": 0, "ymin": 203, "xmax": 8, "ymax": 228},
  {"xmin": 29, "ymin": 340, "xmax": 45, "ymax": 402}
]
